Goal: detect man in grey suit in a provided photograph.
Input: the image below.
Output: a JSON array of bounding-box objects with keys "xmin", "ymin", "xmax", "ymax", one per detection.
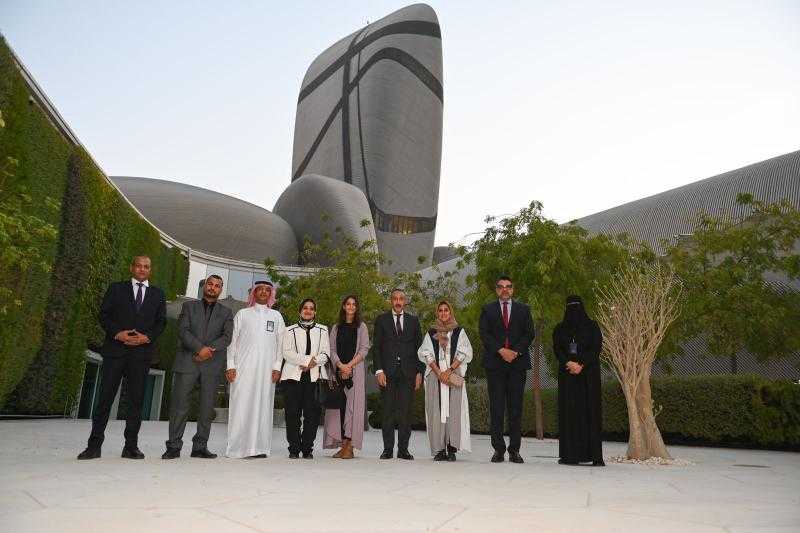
[{"xmin": 162, "ymin": 275, "xmax": 233, "ymax": 459}]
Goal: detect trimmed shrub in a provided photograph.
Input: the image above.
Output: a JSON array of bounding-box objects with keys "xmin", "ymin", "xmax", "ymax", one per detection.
[
  {"xmin": 626, "ymin": 374, "xmax": 800, "ymax": 449},
  {"xmin": 368, "ymin": 374, "xmax": 800, "ymax": 450}
]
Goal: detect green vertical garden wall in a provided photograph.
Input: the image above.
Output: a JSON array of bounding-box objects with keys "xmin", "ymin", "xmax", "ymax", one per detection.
[{"xmin": 0, "ymin": 37, "xmax": 187, "ymax": 414}]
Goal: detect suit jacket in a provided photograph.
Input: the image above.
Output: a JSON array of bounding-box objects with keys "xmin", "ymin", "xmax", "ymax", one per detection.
[
  {"xmin": 174, "ymin": 299, "xmax": 234, "ymax": 375},
  {"xmin": 479, "ymin": 300, "xmax": 535, "ymax": 371},
  {"xmin": 99, "ymin": 280, "xmax": 167, "ymax": 360},
  {"xmin": 372, "ymin": 311, "xmax": 424, "ymax": 378}
]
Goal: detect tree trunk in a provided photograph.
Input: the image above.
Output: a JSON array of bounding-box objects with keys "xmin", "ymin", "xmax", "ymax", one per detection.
[
  {"xmin": 634, "ymin": 374, "xmax": 671, "ymax": 459},
  {"xmin": 532, "ymin": 338, "xmax": 543, "ymax": 439},
  {"xmin": 622, "ymin": 383, "xmax": 645, "ymax": 459}
]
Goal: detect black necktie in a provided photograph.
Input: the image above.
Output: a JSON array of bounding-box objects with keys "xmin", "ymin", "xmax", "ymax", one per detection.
[
  {"xmin": 395, "ymin": 314, "xmax": 402, "ymax": 336},
  {"xmin": 135, "ymin": 282, "xmax": 144, "ymax": 311}
]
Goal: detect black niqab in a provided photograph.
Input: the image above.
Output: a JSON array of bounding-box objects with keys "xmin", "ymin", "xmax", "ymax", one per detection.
[
  {"xmin": 553, "ymin": 294, "xmax": 604, "ymax": 464},
  {"xmin": 562, "ymin": 295, "xmax": 591, "ymax": 336}
]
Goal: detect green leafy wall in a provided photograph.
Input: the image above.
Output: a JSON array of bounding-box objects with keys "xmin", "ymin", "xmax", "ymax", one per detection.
[{"xmin": 0, "ymin": 37, "xmax": 187, "ymax": 414}]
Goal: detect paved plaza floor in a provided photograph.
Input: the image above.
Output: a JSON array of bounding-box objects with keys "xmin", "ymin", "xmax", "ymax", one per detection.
[{"xmin": 0, "ymin": 420, "xmax": 798, "ymax": 532}]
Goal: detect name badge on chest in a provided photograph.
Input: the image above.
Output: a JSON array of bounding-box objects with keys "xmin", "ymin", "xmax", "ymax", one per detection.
[
  {"xmin": 266, "ymin": 320, "xmax": 275, "ymax": 333},
  {"xmin": 568, "ymin": 341, "xmax": 578, "ymax": 356}
]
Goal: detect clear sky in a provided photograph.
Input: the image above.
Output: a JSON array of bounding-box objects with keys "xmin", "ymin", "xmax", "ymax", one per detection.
[{"xmin": 1, "ymin": 1, "xmax": 798, "ymax": 247}]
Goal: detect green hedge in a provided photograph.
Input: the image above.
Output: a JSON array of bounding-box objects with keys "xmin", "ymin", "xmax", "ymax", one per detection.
[
  {"xmin": 368, "ymin": 374, "xmax": 800, "ymax": 450},
  {"xmin": 600, "ymin": 374, "xmax": 800, "ymax": 449},
  {"xmin": 0, "ymin": 37, "xmax": 187, "ymax": 414}
]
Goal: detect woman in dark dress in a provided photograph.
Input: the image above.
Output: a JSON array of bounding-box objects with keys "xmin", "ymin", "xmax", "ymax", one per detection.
[
  {"xmin": 323, "ymin": 295, "xmax": 370, "ymax": 459},
  {"xmin": 553, "ymin": 295, "xmax": 605, "ymax": 466}
]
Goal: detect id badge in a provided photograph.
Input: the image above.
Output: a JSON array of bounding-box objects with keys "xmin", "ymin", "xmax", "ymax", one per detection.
[
  {"xmin": 568, "ymin": 341, "xmax": 578, "ymax": 356},
  {"xmin": 266, "ymin": 320, "xmax": 275, "ymax": 333}
]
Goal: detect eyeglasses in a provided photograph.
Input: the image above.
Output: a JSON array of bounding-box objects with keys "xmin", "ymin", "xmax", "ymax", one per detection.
[{"xmin": 496, "ymin": 284, "xmax": 513, "ymax": 289}]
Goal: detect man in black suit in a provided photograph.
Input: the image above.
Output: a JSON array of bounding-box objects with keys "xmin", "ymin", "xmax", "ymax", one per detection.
[
  {"xmin": 479, "ymin": 275, "xmax": 535, "ymax": 464},
  {"xmin": 77, "ymin": 256, "xmax": 167, "ymax": 460},
  {"xmin": 373, "ymin": 288, "xmax": 424, "ymax": 460},
  {"xmin": 162, "ymin": 274, "xmax": 233, "ymax": 460}
]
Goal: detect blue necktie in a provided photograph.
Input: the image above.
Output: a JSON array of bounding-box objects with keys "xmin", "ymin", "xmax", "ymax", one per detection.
[{"xmin": 135, "ymin": 282, "xmax": 144, "ymax": 311}]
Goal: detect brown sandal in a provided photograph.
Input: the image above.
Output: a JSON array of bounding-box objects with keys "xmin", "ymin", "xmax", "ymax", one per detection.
[{"xmin": 340, "ymin": 439, "xmax": 354, "ymax": 459}]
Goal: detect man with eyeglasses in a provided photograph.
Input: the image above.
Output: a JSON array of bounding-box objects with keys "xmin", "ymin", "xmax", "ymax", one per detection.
[{"xmin": 479, "ymin": 275, "xmax": 535, "ymax": 464}]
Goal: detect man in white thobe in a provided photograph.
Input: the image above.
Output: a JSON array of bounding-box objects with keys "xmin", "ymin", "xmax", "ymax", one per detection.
[{"xmin": 225, "ymin": 281, "xmax": 285, "ymax": 458}]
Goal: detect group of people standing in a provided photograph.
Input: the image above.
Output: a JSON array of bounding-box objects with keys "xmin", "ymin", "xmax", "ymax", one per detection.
[{"xmin": 77, "ymin": 256, "xmax": 604, "ymax": 467}]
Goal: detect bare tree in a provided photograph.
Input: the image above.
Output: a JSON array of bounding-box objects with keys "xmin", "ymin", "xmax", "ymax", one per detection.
[{"xmin": 595, "ymin": 263, "xmax": 682, "ymax": 460}]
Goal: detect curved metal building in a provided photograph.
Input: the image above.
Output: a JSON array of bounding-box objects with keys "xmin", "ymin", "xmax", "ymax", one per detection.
[
  {"xmin": 273, "ymin": 174, "xmax": 377, "ymax": 265},
  {"xmin": 290, "ymin": 3, "xmax": 443, "ymax": 272},
  {"xmin": 110, "ymin": 176, "xmax": 307, "ymax": 301},
  {"xmin": 574, "ymin": 150, "xmax": 800, "ymax": 252},
  {"xmin": 111, "ymin": 176, "xmax": 299, "ymax": 264}
]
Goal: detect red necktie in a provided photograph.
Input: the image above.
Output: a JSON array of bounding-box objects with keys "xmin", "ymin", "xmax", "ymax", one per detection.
[{"xmin": 502, "ymin": 301, "xmax": 510, "ymax": 348}]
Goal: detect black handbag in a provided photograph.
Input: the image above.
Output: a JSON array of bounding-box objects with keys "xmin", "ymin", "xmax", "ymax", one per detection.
[{"xmin": 319, "ymin": 359, "xmax": 346, "ymax": 409}]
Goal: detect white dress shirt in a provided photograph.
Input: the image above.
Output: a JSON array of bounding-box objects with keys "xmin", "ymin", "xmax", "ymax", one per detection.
[
  {"xmin": 131, "ymin": 278, "xmax": 149, "ymax": 300},
  {"xmin": 393, "ymin": 311, "xmax": 405, "ymax": 333}
]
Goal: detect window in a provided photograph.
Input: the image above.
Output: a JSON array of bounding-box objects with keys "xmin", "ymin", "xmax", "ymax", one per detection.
[{"xmin": 371, "ymin": 203, "xmax": 436, "ymax": 234}]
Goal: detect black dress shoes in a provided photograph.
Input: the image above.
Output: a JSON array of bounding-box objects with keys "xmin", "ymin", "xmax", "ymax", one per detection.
[
  {"xmin": 558, "ymin": 458, "xmax": 578, "ymax": 465},
  {"xmin": 162, "ymin": 448, "xmax": 180, "ymax": 460},
  {"xmin": 592, "ymin": 460, "xmax": 606, "ymax": 467},
  {"xmin": 288, "ymin": 452, "xmax": 300, "ymax": 459},
  {"xmin": 490, "ymin": 451, "xmax": 505, "ymax": 463},
  {"xmin": 121, "ymin": 447, "xmax": 145, "ymax": 459},
  {"xmin": 302, "ymin": 451, "xmax": 314, "ymax": 459},
  {"xmin": 77, "ymin": 447, "xmax": 101, "ymax": 460},
  {"xmin": 433, "ymin": 450, "xmax": 448, "ymax": 461},
  {"xmin": 397, "ymin": 450, "xmax": 414, "ymax": 460},
  {"xmin": 447, "ymin": 445, "xmax": 457, "ymax": 462},
  {"xmin": 508, "ymin": 451, "xmax": 524, "ymax": 464},
  {"xmin": 190, "ymin": 448, "xmax": 217, "ymax": 459},
  {"xmin": 379, "ymin": 450, "xmax": 393, "ymax": 459}
]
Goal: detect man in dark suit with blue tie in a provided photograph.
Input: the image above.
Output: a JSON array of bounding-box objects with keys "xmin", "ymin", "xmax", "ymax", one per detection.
[
  {"xmin": 373, "ymin": 288, "xmax": 424, "ymax": 460},
  {"xmin": 78, "ymin": 255, "xmax": 167, "ymax": 460},
  {"xmin": 479, "ymin": 275, "xmax": 535, "ymax": 464}
]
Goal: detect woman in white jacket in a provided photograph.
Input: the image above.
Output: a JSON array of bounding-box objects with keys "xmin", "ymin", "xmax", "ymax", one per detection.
[{"xmin": 280, "ymin": 298, "xmax": 330, "ymax": 459}]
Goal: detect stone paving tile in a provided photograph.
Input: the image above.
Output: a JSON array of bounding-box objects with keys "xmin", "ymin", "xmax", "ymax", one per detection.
[
  {"xmin": 1, "ymin": 419, "xmax": 798, "ymax": 532},
  {"xmin": 0, "ymin": 508, "xmax": 256, "ymax": 533}
]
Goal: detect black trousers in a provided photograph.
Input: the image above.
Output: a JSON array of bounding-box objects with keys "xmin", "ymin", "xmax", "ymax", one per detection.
[
  {"xmin": 486, "ymin": 366, "xmax": 526, "ymax": 454},
  {"xmin": 381, "ymin": 370, "xmax": 414, "ymax": 453},
  {"xmin": 88, "ymin": 354, "xmax": 150, "ymax": 449},
  {"xmin": 166, "ymin": 370, "xmax": 220, "ymax": 451},
  {"xmin": 283, "ymin": 372, "xmax": 320, "ymax": 454}
]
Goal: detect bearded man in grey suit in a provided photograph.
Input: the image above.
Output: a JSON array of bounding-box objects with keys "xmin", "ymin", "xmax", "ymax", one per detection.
[{"xmin": 162, "ymin": 275, "xmax": 233, "ymax": 459}]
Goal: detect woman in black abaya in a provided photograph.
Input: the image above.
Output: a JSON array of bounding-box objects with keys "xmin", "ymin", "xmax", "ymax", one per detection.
[{"xmin": 553, "ymin": 295, "xmax": 604, "ymax": 466}]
